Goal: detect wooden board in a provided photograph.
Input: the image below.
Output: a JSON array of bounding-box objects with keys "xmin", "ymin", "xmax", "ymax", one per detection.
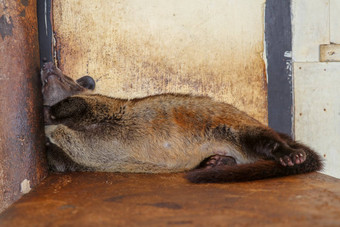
[
  {"xmin": 52, "ymin": 0, "xmax": 268, "ymax": 124},
  {"xmin": 292, "ymin": 0, "xmax": 330, "ymax": 62},
  {"xmin": 294, "ymin": 62, "xmax": 340, "ymax": 178},
  {"xmin": 1, "ymin": 172, "xmax": 340, "ymax": 225}
]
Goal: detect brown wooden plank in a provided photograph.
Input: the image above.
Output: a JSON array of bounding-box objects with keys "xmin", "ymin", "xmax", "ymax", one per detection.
[
  {"xmin": 1, "ymin": 172, "xmax": 339, "ymax": 226},
  {"xmin": 0, "ymin": 0, "xmax": 48, "ymax": 213}
]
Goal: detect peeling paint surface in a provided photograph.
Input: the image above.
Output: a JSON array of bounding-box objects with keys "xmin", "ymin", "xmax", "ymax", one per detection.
[
  {"xmin": 0, "ymin": 14, "xmax": 13, "ymax": 39},
  {"xmin": 20, "ymin": 179, "xmax": 31, "ymax": 194},
  {"xmin": 53, "ymin": 0, "xmax": 268, "ymax": 124}
]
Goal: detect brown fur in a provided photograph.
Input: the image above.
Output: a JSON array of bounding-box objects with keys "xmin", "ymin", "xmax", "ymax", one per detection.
[{"xmin": 42, "ymin": 62, "xmax": 323, "ymax": 182}]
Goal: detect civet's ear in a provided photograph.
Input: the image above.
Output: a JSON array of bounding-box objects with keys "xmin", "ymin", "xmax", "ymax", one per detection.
[{"xmin": 76, "ymin": 76, "xmax": 96, "ymax": 90}]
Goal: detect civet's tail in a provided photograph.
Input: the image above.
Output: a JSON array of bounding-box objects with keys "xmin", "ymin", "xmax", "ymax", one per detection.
[{"xmin": 186, "ymin": 139, "xmax": 323, "ymax": 183}]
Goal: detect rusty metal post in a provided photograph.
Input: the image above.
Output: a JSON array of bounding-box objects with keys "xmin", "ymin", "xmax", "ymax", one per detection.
[{"xmin": 0, "ymin": 0, "xmax": 48, "ymax": 212}]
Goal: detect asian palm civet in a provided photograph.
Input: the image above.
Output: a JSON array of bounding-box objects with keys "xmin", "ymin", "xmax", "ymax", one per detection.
[{"xmin": 41, "ymin": 62, "xmax": 323, "ymax": 183}]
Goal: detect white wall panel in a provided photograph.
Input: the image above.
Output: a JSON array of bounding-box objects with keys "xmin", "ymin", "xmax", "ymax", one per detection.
[
  {"xmin": 294, "ymin": 62, "xmax": 340, "ymax": 178},
  {"xmin": 292, "ymin": 0, "xmax": 330, "ymax": 61},
  {"xmin": 330, "ymin": 0, "xmax": 340, "ymax": 43}
]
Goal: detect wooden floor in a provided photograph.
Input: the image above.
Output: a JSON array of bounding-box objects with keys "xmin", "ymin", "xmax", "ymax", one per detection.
[{"xmin": 1, "ymin": 172, "xmax": 340, "ymax": 226}]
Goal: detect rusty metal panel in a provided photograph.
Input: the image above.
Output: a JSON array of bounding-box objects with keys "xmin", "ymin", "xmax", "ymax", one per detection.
[
  {"xmin": 0, "ymin": 0, "xmax": 48, "ymax": 213},
  {"xmin": 52, "ymin": 0, "xmax": 268, "ymax": 124}
]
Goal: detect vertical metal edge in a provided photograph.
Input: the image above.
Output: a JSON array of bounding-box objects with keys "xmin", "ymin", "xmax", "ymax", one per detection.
[
  {"xmin": 265, "ymin": 0, "xmax": 293, "ymax": 136},
  {"xmin": 37, "ymin": 0, "xmax": 53, "ymax": 65}
]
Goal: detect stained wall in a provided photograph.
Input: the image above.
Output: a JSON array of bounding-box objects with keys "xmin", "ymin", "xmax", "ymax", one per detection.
[{"xmin": 52, "ymin": 0, "xmax": 268, "ymax": 124}]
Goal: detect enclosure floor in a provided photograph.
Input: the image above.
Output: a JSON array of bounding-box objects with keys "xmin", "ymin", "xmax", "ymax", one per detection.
[{"xmin": 1, "ymin": 172, "xmax": 340, "ymax": 226}]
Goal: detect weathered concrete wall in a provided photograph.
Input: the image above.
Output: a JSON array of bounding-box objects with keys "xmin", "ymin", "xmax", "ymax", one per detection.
[
  {"xmin": 0, "ymin": 0, "xmax": 48, "ymax": 213},
  {"xmin": 53, "ymin": 0, "xmax": 268, "ymax": 124}
]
